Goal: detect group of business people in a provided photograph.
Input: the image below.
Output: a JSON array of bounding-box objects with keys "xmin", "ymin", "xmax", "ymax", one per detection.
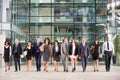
[{"xmin": 3, "ymin": 36, "xmax": 114, "ymax": 72}]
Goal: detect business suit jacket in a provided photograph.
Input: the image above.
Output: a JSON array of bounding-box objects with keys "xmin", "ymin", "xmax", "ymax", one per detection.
[
  {"xmin": 69, "ymin": 43, "xmax": 78, "ymax": 56},
  {"xmin": 78, "ymin": 43, "xmax": 90, "ymax": 57},
  {"xmin": 53, "ymin": 45, "xmax": 61, "ymax": 57},
  {"xmin": 34, "ymin": 42, "xmax": 43, "ymax": 53},
  {"xmin": 61, "ymin": 42, "xmax": 69, "ymax": 56},
  {"xmin": 12, "ymin": 43, "xmax": 22, "ymax": 57}
]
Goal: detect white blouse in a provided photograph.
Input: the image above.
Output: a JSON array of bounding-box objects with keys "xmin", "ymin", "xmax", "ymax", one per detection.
[
  {"xmin": 72, "ymin": 44, "xmax": 76, "ymax": 56},
  {"xmin": 55, "ymin": 46, "xmax": 59, "ymax": 52}
]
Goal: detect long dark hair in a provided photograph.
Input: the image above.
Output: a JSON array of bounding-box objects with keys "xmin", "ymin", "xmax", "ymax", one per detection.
[
  {"xmin": 93, "ymin": 39, "xmax": 99, "ymax": 45},
  {"xmin": 44, "ymin": 38, "xmax": 51, "ymax": 45}
]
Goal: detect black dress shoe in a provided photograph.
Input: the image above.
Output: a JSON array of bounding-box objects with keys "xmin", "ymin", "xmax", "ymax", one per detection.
[
  {"xmin": 97, "ymin": 69, "xmax": 99, "ymax": 72},
  {"xmin": 14, "ymin": 70, "xmax": 18, "ymax": 72},
  {"xmin": 72, "ymin": 68, "xmax": 74, "ymax": 72},
  {"xmin": 106, "ymin": 70, "xmax": 110, "ymax": 72},
  {"xmin": 83, "ymin": 69, "xmax": 86, "ymax": 72},
  {"xmin": 66, "ymin": 70, "xmax": 68, "ymax": 72},
  {"xmin": 38, "ymin": 69, "xmax": 41, "ymax": 71}
]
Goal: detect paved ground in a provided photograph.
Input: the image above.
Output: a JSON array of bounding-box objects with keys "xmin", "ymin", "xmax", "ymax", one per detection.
[{"xmin": 0, "ymin": 65, "xmax": 120, "ymax": 80}]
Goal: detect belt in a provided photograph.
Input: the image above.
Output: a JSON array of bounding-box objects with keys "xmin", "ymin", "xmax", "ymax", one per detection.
[{"xmin": 104, "ymin": 51, "xmax": 112, "ymax": 52}]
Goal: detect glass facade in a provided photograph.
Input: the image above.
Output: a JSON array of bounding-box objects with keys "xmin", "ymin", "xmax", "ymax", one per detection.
[
  {"xmin": 12, "ymin": 0, "xmax": 107, "ymax": 43},
  {"xmin": 107, "ymin": 0, "xmax": 120, "ymax": 35},
  {"xmin": 0, "ymin": 0, "xmax": 2, "ymax": 22},
  {"xmin": 0, "ymin": 0, "xmax": 2, "ymax": 34}
]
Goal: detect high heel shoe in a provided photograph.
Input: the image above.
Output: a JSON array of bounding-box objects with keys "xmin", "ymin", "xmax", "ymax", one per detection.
[
  {"xmin": 8, "ymin": 67, "xmax": 10, "ymax": 70},
  {"xmin": 5, "ymin": 69, "xmax": 7, "ymax": 72}
]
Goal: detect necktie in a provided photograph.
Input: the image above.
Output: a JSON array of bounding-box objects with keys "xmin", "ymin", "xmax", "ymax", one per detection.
[{"xmin": 107, "ymin": 41, "xmax": 109, "ymax": 50}]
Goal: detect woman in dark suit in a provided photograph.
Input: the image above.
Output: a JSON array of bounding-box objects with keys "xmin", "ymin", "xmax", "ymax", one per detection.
[
  {"xmin": 24, "ymin": 41, "xmax": 33, "ymax": 71},
  {"xmin": 90, "ymin": 39, "xmax": 100, "ymax": 72},
  {"xmin": 53, "ymin": 40, "xmax": 61, "ymax": 72},
  {"xmin": 3, "ymin": 41, "xmax": 11, "ymax": 72},
  {"xmin": 69, "ymin": 38, "xmax": 78, "ymax": 72}
]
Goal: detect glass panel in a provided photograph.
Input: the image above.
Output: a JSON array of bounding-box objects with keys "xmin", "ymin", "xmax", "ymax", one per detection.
[
  {"xmin": 54, "ymin": 6, "xmax": 74, "ymax": 17},
  {"xmin": 96, "ymin": 2, "xmax": 107, "ymax": 23},
  {"xmin": 53, "ymin": 0, "xmax": 74, "ymax": 3},
  {"xmin": 39, "ymin": 0, "xmax": 51, "ymax": 3},
  {"xmin": 96, "ymin": 0, "xmax": 106, "ymax": 3},
  {"xmin": 30, "ymin": 25, "xmax": 52, "ymax": 35},
  {"xmin": 39, "ymin": 8, "xmax": 52, "ymax": 16},
  {"xmin": 75, "ymin": 0, "xmax": 94, "ymax": 3},
  {"xmin": 30, "ymin": 17, "xmax": 52, "ymax": 22},
  {"xmin": 0, "ymin": 0, "xmax": 2, "ymax": 22},
  {"xmin": 74, "ymin": 7, "xmax": 95, "ymax": 23}
]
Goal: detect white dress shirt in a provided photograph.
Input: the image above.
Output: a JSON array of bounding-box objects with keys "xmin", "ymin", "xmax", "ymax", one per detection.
[
  {"xmin": 102, "ymin": 41, "xmax": 114, "ymax": 55},
  {"xmin": 55, "ymin": 46, "xmax": 59, "ymax": 52}
]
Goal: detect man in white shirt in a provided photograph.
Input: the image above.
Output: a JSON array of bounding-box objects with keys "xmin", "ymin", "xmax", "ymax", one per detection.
[{"xmin": 102, "ymin": 36, "xmax": 114, "ymax": 72}]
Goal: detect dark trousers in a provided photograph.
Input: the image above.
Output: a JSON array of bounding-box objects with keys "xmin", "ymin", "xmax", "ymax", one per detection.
[
  {"xmin": 81, "ymin": 55, "xmax": 88, "ymax": 71},
  {"xmin": 35, "ymin": 52, "xmax": 42, "ymax": 71},
  {"xmin": 104, "ymin": 51, "xmax": 112, "ymax": 71},
  {"xmin": 14, "ymin": 55, "xmax": 21, "ymax": 71}
]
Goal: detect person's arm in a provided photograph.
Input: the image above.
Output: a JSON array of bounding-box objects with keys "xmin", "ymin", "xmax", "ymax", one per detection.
[
  {"xmin": 39, "ymin": 43, "xmax": 45, "ymax": 52},
  {"xmin": 24, "ymin": 46, "xmax": 27, "ymax": 51},
  {"xmin": 98, "ymin": 45, "xmax": 100, "ymax": 54},
  {"xmin": 102, "ymin": 42, "xmax": 105, "ymax": 55},
  {"xmin": 19, "ymin": 43, "xmax": 22, "ymax": 55},
  {"xmin": 68, "ymin": 44, "xmax": 71, "ymax": 55},
  {"xmin": 49, "ymin": 45, "xmax": 52, "ymax": 57},
  {"xmin": 78, "ymin": 44, "xmax": 81, "ymax": 57},
  {"xmin": 12, "ymin": 44, "xmax": 14, "ymax": 55},
  {"xmin": 87, "ymin": 44, "xmax": 90, "ymax": 57},
  {"xmin": 61, "ymin": 44, "xmax": 64, "ymax": 56},
  {"xmin": 9, "ymin": 46, "xmax": 12, "ymax": 56}
]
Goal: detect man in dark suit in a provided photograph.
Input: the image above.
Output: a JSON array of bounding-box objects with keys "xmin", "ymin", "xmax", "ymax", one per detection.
[
  {"xmin": 78, "ymin": 38, "xmax": 90, "ymax": 72},
  {"xmin": 34, "ymin": 37, "xmax": 43, "ymax": 72},
  {"xmin": 12, "ymin": 38, "xmax": 22, "ymax": 72}
]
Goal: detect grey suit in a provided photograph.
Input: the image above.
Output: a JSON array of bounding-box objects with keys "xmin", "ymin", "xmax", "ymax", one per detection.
[
  {"xmin": 78, "ymin": 43, "xmax": 90, "ymax": 72},
  {"xmin": 61, "ymin": 42, "xmax": 69, "ymax": 72}
]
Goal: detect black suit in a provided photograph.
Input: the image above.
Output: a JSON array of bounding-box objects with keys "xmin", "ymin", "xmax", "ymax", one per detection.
[
  {"xmin": 34, "ymin": 42, "xmax": 43, "ymax": 71},
  {"xmin": 78, "ymin": 43, "xmax": 90, "ymax": 72},
  {"xmin": 69, "ymin": 43, "xmax": 78, "ymax": 56},
  {"xmin": 12, "ymin": 43, "xmax": 22, "ymax": 71},
  {"xmin": 53, "ymin": 45, "xmax": 61, "ymax": 62}
]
